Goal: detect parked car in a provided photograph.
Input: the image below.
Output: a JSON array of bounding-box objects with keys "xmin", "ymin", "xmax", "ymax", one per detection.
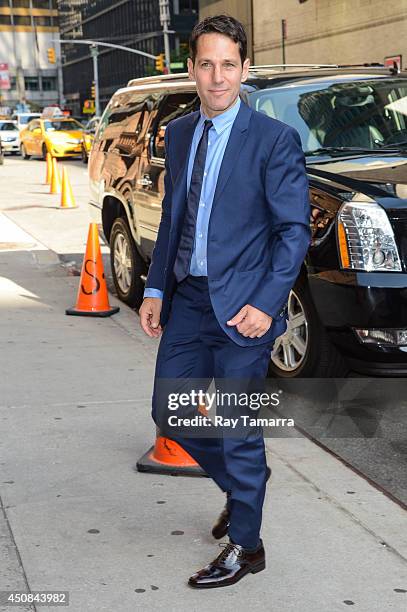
[
  {"xmin": 88, "ymin": 64, "xmax": 407, "ymax": 377},
  {"xmin": 20, "ymin": 117, "xmax": 84, "ymax": 159},
  {"xmin": 81, "ymin": 116, "xmax": 100, "ymax": 164},
  {"xmin": 0, "ymin": 120, "xmax": 20, "ymax": 154},
  {"xmin": 11, "ymin": 112, "xmax": 41, "ymax": 131}
]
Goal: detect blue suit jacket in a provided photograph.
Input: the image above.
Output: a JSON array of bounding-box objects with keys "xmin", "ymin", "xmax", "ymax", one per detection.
[{"xmin": 145, "ymin": 98, "xmax": 311, "ymax": 347}]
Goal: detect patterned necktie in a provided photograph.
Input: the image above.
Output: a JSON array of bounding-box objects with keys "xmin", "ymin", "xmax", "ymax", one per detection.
[{"xmin": 173, "ymin": 119, "xmax": 213, "ymax": 283}]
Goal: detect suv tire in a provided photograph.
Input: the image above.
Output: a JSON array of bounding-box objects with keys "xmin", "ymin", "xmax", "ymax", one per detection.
[
  {"xmin": 110, "ymin": 217, "xmax": 146, "ymax": 309},
  {"xmin": 269, "ymin": 276, "xmax": 349, "ymax": 378}
]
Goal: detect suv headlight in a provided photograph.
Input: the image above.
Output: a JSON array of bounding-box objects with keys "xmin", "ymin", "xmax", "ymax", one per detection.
[{"xmin": 337, "ymin": 202, "xmax": 402, "ymax": 271}]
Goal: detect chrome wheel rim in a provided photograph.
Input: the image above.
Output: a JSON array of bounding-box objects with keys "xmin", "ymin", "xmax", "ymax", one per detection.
[
  {"xmin": 113, "ymin": 231, "xmax": 132, "ymax": 293},
  {"xmin": 271, "ymin": 289, "xmax": 308, "ymax": 373}
]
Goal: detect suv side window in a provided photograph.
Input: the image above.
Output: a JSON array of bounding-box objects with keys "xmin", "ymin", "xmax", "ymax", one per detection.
[
  {"xmin": 96, "ymin": 91, "xmax": 157, "ymax": 155},
  {"xmin": 153, "ymin": 92, "xmax": 199, "ymax": 159}
]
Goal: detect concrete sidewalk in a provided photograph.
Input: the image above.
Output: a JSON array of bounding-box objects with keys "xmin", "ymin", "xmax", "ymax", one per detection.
[{"xmin": 0, "ymin": 213, "xmax": 406, "ymax": 612}]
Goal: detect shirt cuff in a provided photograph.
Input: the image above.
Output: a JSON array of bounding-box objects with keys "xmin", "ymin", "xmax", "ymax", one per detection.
[{"xmin": 143, "ymin": 288, "xmax": 164, "ymax": 300}]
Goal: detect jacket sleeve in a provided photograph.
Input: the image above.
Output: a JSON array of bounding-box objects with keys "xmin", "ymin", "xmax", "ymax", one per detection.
[
  {"xmin": 249, "ymin": 125, "xmax": 311, "ymax": 319},
  {"xmin": 144, "ymin": 123, "xmax": 173, "ymax": 293}
]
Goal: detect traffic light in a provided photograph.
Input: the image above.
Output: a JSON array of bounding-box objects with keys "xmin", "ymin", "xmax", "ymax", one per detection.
[
  {"xmin": 155, "ymin": 53, "xmax": 165, "ymax": 72},
  {"xmin": 47, "ymin": 48, "xmax": 56, "ymax": 64},
  {"xmin": 91, "ymin": 81, "xmax": 95, "ymax": 99}
]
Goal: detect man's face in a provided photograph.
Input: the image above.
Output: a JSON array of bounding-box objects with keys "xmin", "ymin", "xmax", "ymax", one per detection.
[{"xmin": 187, "ymin": 33, "xmax": 250, "ymax": 118}]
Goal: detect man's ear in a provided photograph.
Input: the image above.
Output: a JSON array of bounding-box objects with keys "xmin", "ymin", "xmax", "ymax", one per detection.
[
  {"xmin": 187, "ymin": 57, "xmax": 195, "ymax": 80},
  {"xmin": 241, "ymin": 57, "xmax": 251, "ymax": 82}
]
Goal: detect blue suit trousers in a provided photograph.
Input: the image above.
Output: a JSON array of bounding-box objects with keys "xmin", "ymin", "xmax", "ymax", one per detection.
[{"xmin": 151, "ymin": 274, "xmax": 274, "ymax": 549}]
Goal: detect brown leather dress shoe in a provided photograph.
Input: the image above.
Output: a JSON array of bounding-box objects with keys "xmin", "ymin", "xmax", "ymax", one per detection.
[
  {"xmin": 212, "ymin": 466, "xmax": 271, "ymax": 540},
  {"xmin": 188, "ymin": 540, "xmax": 265, "ymax": 588}
]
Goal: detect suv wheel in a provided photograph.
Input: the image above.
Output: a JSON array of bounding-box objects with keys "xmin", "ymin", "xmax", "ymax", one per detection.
[
  {"xmin": 21, "ymin": 144, "xmax": 30, "ymax": 160},
  {"xmin": 110, "ymin": 217, "xmax": 146, "ymax": 309},
  {"xmin": 269, "ymin": 277, "xmax": 348, "ymax": 377}
]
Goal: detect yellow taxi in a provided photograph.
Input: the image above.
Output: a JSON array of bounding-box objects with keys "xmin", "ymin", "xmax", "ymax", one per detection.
[{"xmin": 20, "ymin": 116, "xmax": 84, "ymax": 160}]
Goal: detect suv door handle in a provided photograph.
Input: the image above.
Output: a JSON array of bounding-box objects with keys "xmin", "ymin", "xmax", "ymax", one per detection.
[{"xmin": 137, "ymin": 174, "xmax": 153, "ymax": 187}]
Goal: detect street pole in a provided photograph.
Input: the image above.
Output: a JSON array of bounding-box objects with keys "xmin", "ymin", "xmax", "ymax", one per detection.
[
  {"xmin": 281, "ymin": 19, "xmax": 286, "ymax": 65},
  {"xmin": 90, "ymin": 44, "xmax": 100, "ymax": 117},
  {"xmin": 159, "ymin": 0, "xmax": 171, "ymax": 74},
  {"xmin": 56, "ymin": 41, "xmax": 64, "ymax": 107}
]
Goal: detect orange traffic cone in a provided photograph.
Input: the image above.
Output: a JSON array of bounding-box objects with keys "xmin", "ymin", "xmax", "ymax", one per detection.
[
  {"xmin": 66, "ymin": 223, "xmax": 120, "ymax": 317},
  {"xmin": 50, "ymin": 157, "xmax": 61, "ymax": 194},
  {"xmin": 60, "ymin": 166, "xmax": 77, "ymax": 209},
  {"xmin": 136, "ymin": 429, "xmax": 207, "ymax": 476},
  {"xmin": 45, "ymin": 152, "xmax": 52, "ymax": 184}
]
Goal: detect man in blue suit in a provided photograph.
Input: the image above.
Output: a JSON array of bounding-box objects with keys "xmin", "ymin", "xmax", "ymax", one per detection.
[{"xmin": 140, "ymin": 14, "xmax": 311, "ymax": 588}]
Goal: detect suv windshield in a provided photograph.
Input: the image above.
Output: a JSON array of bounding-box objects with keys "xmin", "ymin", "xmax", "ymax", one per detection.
[
  {"xmin": 247, "ymin": 76, "xmax": 407, "ymax": 155},
  {"xmin": 44, "ymin": 120, "xmax": 83, "ymax": 132}
]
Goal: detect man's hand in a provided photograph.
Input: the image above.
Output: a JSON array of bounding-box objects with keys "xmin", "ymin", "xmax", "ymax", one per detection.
[
  {"xmin": 227, "ymin": 304, "xmax": 272, "ymax": 338},
  {"xmin": 139, "ymin": 297, "xmax": 163, "ymax": 338}
]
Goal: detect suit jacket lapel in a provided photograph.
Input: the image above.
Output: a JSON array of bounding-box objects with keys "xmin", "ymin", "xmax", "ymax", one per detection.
[
  {"xmin": 170, "ymin": 110, "xmax": 200, "ymax": 222},
  {"xmin": 212, "ymin": 100, "xmax": 252, "ymax": 208}
]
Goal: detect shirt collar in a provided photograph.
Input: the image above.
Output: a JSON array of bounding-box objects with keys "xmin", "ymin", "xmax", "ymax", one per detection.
[{"xmin": 199, "ymin": 95, "xmax": 241, "ymax": 135}]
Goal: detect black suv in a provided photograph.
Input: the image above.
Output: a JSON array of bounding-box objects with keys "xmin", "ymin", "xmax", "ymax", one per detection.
[{"xmin": 88, "ymin": 64, "xmax": 407, "ymax": 377}]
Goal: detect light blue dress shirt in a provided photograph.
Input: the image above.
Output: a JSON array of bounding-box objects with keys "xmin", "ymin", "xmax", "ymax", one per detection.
[{"xmin": 144, "ymin": 95, "xmax": 241, "ymax": 300}]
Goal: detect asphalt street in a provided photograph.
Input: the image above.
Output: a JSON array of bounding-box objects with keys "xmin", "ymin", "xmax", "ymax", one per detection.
[{"xmin": 0, "ymin": 155, "xmax": 406, "ymax": 611}]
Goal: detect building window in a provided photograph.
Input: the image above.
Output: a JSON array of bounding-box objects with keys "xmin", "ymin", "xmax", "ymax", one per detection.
[
  {"xmin": 25, "ymin": 77, "xmax": 39, "ymax": 91},
  {"xmin": 42, "ymin": 77, "xmax": 56, "ymax": 91},
  {"xmin": 34, "ymin": 16, "xmax": 51, "ymax": 26},
  {"xmin": 179, "ymin": 0, "xmax": 198, "ymax": 13},
  {"xmin": 11, "ymin": 0, "xmax": 30, "ymax": 7},
  {"xmin": 0, "ymin": 15, "xmax": 12, "ymax": 24},
  {"xmin": 0, "ymin": 0, "xmax": 10, "ymax": 7},
  {"xmin": 32, "ymin": 0, "xmax": 51, "ymax": 7},
  {"xmin": 13, "ymin": 15, "xmax": 31, "ymax": 26}
]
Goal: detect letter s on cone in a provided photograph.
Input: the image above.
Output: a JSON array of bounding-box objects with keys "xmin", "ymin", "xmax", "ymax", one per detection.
[{"xmin": 66, "ymin": 223, "xmax": 120, "ymax": 317}]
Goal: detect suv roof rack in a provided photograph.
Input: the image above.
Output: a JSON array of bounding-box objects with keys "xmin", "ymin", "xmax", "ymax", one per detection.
[
  {"xmin": 126, "ymin": 62, "xmax": 401, "ymax": 87},
  {"xmin": 126, "ymin": 65, "xmax": 339, "ymax": 86},
  {"xmin": 127, "ymin": 73, "xmax": 189, "ymax": 87},
  {"xmin": 249, "ymin": 63, "xmax": 399, "ymax": 72},
  {"xmin": 250, "ymin": 64, "xmax": 338, "ymax": 69}
]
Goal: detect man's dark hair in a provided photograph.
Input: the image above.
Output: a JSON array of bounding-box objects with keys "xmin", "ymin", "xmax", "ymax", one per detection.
[{"xmin": 189, "ymin": 14, "xmax": 247, "ymax": 66}]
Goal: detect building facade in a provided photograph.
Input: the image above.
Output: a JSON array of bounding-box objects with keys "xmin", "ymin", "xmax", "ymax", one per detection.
[
  {"xmin": 199, "ymin": 0, "xmax": 406, "ymax": 71},
  {"xmin": 253, "ymin": 0, "xmax": 407, "ymax": 68},
  {"xmin": 0, "ymin": 0, "xmax": 60, "ymax": 111},
  {"xmin": 57, "ymin": 0, "xmax": 198, "ymax": 117}
]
